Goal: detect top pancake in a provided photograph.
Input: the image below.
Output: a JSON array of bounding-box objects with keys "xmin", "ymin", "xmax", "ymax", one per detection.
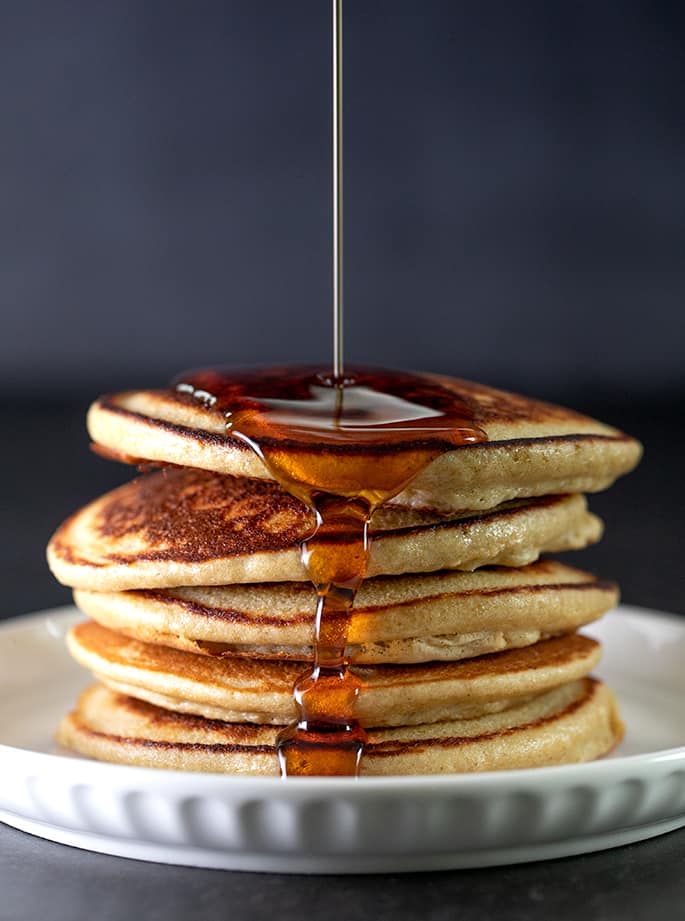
[{"xmin": 87, "ymin": 373, "xmax": 642, "ymax": 513}]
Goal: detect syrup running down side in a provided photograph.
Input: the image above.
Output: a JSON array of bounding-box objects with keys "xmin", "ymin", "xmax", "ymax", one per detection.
[{"xmin": 175, "ymin": 366, "xmax": 487, "ymax": 776}]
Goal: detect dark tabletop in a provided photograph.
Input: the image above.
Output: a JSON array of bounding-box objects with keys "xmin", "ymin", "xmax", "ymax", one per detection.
[{"xmin": 1, "ymin": 398, "xmax": 683, "ymax": 921}]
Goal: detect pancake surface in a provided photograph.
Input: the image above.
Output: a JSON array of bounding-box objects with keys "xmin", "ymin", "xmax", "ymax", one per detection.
[
  {"xmin": 87, "ymin": 375, "xmax": 642, "ymax": 512},
  {"xmin": 57, "ymin": 680, "xmax": 624, "ymax": 775},
  {"xmin": 73, "ymin": 560, "xmax": 617, "ymax": 663},
  {"xmin": 68, "ymin": 621, "xmax": 603, "ymax": 727},
  {"xmin": 48, "ymin": 469, "xmax": 603, "ymax": 590}
]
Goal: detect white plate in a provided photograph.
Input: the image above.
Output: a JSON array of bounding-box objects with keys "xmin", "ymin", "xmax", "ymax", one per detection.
[{"xmin": 0, "ymin": 605, "xmax": 683, "ymax": 873}]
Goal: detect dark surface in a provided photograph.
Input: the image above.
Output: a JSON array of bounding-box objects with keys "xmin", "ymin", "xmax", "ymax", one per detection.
[
  {"xmin": 0, "ymin": 398, "xmax": 683, "ymax": 920},
  {"xmin": 0, "ymin": 821, "xmax": 683, "ymax": 921}
]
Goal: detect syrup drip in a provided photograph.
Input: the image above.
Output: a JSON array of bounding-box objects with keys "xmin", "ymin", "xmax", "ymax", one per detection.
[{"xmin": 175, "ymin": 365, "xmax": 487, "ymax": 776}]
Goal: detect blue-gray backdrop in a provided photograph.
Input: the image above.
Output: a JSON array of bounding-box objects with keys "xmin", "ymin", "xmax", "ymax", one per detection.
[{"xmin": 1, "ymin": 0, "xmax": 683, "ymax": 400}]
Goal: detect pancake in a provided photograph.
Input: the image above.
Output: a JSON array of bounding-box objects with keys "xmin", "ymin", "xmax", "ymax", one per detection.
[
  {"xmin": 57, "ymin": 679, "xmax": 624, "ymax": 775},
  {"xmin": 47, "ymin": 468, "xmax": 602, "ymax": 590},
  {"xmin": 86, "ymin": 374, "xmax": 642, "ymax": 513},
  {"xmin": 67, "ymin": 621, "xmax": 603, "ymax": 727},
  {"xmin": 73, "ymin": 560, "xmax": 618, "ymax": 664}
]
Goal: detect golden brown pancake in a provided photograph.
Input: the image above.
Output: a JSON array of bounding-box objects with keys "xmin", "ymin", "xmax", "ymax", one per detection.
[
  {"xmin": 73, "ymin": 560, "xmax": 617, "ymax": 664},
  {"xmin": 67, "ymin": 621, "xmax": 603, "ymax": 728},
  {"xmin": 47, "ymin": 468, "xmax": 602, "ymax": 590},
  {"xmin": 86, "ymin": 375, "xmax": 642, "ymax": 512},
  {"xmin": 57, "ymin": 679, "xmax": 624, "ymax": 775}
]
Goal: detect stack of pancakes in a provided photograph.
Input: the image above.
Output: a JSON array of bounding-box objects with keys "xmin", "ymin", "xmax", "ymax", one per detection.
[{"xmin": 48, "ymin": 375, "xmax": 641, "ymax": 775}]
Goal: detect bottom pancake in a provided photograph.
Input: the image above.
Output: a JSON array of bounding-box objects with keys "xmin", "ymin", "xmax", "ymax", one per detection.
[{"xmin": 57, "ymin": 679, "xmax": 623, "ymax": 776}]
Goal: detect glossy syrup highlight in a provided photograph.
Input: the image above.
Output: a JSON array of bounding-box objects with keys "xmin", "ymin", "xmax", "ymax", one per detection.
[{"xmin": 176, "ymin": 365, "xmax": 487, "ymax": 776}]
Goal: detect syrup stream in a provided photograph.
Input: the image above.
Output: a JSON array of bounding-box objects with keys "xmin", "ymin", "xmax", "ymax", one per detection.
[{"xmin": 332, "ymin": 0, "xmax": 344, "ymax": 380}]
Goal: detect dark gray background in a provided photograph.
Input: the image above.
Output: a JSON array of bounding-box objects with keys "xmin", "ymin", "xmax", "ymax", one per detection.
[{"xmin": 1, "ymin": 0, "xmax": 683, "ymax": 398}]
